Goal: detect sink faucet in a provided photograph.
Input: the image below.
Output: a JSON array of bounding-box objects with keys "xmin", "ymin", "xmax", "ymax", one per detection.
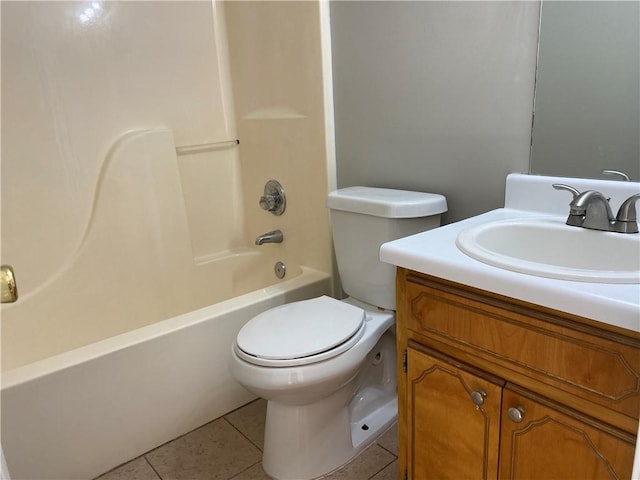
[
  {"xmin": 553, "ymin": 184, "xmax": 640, "ymax": 233},
  {"xmin": 255, "ymin": 229, "xmax": 283, "ymax": 245},
  {"xmin": 569, "ymin": 190, "xmax": 616, "ymax": 231}
]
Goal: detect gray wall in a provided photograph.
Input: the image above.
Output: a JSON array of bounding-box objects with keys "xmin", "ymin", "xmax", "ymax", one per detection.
[{"xmin": 330, "ymin": 1, "xmax": 540, "ymax": 223}]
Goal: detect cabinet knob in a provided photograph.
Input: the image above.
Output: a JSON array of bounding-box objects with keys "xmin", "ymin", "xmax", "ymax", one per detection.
[
  {"xmin": 470, "ymin": 389, "xmax": 487, "ymax": 407},
  {"xmin": 508, "ymin": 406, "xmax": 526, "ymax": 423}
]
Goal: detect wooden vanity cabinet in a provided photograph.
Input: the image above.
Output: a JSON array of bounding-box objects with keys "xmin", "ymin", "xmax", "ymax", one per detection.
[
  {"xmin": 396, "ymin": 268, "xmax": 640, "ymax": 480},
  {"xmin": 406, "ymin": 344, "xmax": 503, "ymax": 479},
  {"xmin": 499, "ymin": 385, "xmax": 635, "ymax": 479}
]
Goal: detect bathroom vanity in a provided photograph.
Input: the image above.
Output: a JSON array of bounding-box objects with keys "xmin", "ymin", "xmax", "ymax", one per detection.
[
  {"xmin": 396, "ymin": 268, "xmax": 637, "ymax": 479},
  {"xmin": 380, "ymin": 174, "xmax": 640, "ymax": 479}
]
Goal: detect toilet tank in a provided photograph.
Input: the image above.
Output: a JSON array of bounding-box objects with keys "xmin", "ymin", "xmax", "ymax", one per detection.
[{"xmin": 327, "ymin": 187, "xmax": 447, "ymax": 311}]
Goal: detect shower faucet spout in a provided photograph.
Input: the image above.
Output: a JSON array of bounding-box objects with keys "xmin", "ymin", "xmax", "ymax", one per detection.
[{"xmin": 255, "ymin": 229, "xmax": 283, "ymax": 245}]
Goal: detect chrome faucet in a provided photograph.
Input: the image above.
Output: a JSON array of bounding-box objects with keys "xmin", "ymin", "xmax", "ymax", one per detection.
[
  {"xmin": 255, "ymin": 229, "xmax": 284, "ymax": 245},
  {"xmin": 553, "ymin": 184, "xmax": 640, "ymax": 233},
  {"xmin": 569, "ymin": 190, "xmax": 616, "ymax": 231}
]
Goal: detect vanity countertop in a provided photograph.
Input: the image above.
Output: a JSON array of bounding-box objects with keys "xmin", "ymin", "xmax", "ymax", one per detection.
[
  {"xmin": 380, "ymin": 173, "xmax": 640, "ymax": 333},
  {"xmin": 380, "ymin": 206, "xmax": 639, "ymax": 333}
]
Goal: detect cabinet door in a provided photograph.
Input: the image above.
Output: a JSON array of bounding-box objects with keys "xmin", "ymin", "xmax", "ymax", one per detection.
[
  {"xmin": 499, "ymin": 386, "xmax": 636, "ymax": 480},
  {"xmin": 407, "ymin": 346, "xmax": 503, "ymax": 480}
]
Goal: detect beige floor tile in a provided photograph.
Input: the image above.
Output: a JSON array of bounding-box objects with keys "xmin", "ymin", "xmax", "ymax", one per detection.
[
  {"xmin": 224, "ymin": 398, "xmax": 267, "ymax": 450},
  {"xmin": 145, "ymin": 418, "xmax": 262, "ymax": 480},
  {"xmin": 375, "ymin": 422, "xmax": 398, "ymax": 456},
  {"xmin": 229, "ymin": 462, "xmax": 271, "ymax": 480},
  {"xmin": 369, "ymin": 460, "xmax": 398, "ymax": 480},
  {"xmin": 95, "ymin": 457, "xmax": 160, "ymax": 480},
  {"xmin": 321, "ymin": 444, "xmax": 396, "ymax": 480}
]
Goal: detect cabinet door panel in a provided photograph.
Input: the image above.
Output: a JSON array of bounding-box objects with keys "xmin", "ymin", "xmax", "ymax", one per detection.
[
  {"xmin": 499, "ymin": 387, "xmax": 635, "ymax": 480},
  {"xmin": 408, "ymin": 347, "xmax": 502, "ymax": 480}
]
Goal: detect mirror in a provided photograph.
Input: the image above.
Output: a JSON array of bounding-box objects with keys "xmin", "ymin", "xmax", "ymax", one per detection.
[{"xmin": 529, "ymin": 1, "xmax": 639, "ymax": 181}]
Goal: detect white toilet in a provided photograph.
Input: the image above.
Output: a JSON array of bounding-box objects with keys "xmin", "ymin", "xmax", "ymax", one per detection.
[{"xmin": 230, "ymin": 187, "xmax": 447, "ymax": 480}]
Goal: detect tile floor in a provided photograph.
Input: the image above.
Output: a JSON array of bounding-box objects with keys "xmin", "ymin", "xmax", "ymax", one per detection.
[{"xmin": 95, "ymin": 399, "xmax": 398, "ymax": 480}]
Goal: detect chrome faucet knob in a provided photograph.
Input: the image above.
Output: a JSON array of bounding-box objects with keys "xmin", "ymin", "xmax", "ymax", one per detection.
[
  {"xmin": 602, "ymin": 169, "xmax": 631, "ymax": 181},
  {"xmin": 552, "ymin": 183, "xmax": 581, "ymax": 200},
  {"xmin": 259, "ymin": 180, "xmax": 286, "ymax": 216},
  {"xmin": 259, "ymin": 194, "xmax": 278, "ymax": 212},
  {"xmin": 614, "ymin": 193, "xmax": 640, "ymax": 233},
  {"xmin": 616, "ymin": 193, "xmax": 640, "ymax": 221},
  {"xmin": 553, "ymin": 184, "xmax": 585, "ymax": 226}
]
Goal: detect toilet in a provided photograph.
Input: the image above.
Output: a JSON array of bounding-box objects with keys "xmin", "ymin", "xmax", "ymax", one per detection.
[{"xmin": 230, "ymin": 187, "xmax": 447, "ymax": 480}]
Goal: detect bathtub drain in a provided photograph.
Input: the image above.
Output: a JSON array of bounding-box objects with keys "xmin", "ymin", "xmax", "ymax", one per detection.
[{"xmin": 274, "ymin": 261, "xmax": 286, "ymax": 279}]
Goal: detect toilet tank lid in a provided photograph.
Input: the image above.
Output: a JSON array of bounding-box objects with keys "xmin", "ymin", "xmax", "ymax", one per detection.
[{"xmin": 328, "ymin": 187, "xmax": 447, "ymax": 218}]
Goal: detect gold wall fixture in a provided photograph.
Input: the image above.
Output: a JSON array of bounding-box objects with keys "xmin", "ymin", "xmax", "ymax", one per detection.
[{"xmin": 1, "ymin": 265, "xmax": 18, "ymax": 303}]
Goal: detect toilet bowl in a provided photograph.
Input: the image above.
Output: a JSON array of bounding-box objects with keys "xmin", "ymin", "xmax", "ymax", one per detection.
[
  {"xmin": 230, "ymin": 187, "xmax": 447, "ymax": 479},
  {"xmin": 230, "ymin": 296, "xmax": 395, "ymax": 479}
]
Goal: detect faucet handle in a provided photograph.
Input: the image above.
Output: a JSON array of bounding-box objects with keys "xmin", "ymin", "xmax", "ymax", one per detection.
[
  {"xmin": 259, "ymin": 180, "xmax": 286, "ymax": 216},
  {"xmin": 616, "ymin": 192, "xmax": 640, "ymax": 222},
  {"xmin": 602, "ymin": 169, "xmax": 631, "ymax": 181},
  {"xmin": 552, "ymin": 183, "xmax": 581, "ymax": 200},
  {"xmin": 553, "ymin": 184, "xmax": 586, "ymax": 226},
  {"xmin": 613, "ymin": 193, "xmax": 640, "ymax": 233}
]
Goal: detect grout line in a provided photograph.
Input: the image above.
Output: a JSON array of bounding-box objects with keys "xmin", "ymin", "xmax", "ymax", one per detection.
[
  {"xmin": 375, "ymin": 442, "xmax": 399, "ymax": 458},
  {"xmin": 144, "ymin": 456, "xmax": 164, "ymax": 480},
  {"xmin": 227, "ymin": 459, "xmax": 264, "ymax": 480},
  {"xmin": 366, "ymin": 457, "xmax": 398, "ymax": 480},
  {"xmin": 222, "ymin": 416, "xmax": 265, "ymax": 452},
  {"xmin": 225, "ymin": 397, "xmax": 262, "ymax": 417}
]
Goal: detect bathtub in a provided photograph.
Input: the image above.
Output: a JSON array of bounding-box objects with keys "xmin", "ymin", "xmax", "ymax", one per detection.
[
  {"xmin": 1, "ymin": 129, "xmax": 333, "ymax": 479},
  {"xmin": 1, "ymin": 262, "xmax": 331, "ymax": 480}
]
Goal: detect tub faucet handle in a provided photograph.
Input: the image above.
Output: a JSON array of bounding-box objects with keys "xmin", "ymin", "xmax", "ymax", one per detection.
[{"xmin": 259, "ymin": 180, "xmax": 286, "ymax": 216}]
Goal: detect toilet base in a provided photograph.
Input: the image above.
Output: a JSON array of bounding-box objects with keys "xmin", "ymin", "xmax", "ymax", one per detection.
[
  {"xmin": 262, "ymin": 386, "xmax": 397, "ymax": 480},
  {"xmin": 350, "ymin": 394, "xmax": 397, "ymax": 452}
]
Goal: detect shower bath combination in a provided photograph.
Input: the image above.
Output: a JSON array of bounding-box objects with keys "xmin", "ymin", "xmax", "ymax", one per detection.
[
  {"xmin": 0, "ymin": 129, "xmax": 331, "ymax": 480},
  {"xmin": 1, "ymin": 1, "xmax": 336, "ymax": 478}
]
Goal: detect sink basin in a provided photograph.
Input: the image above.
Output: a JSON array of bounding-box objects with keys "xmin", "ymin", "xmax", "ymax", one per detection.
[{"xmin": 456, "ymin": 217, "xmax": 640, "ymax": 283}]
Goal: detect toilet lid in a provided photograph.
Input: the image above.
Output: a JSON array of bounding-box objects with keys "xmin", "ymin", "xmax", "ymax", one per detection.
[{"xmin": 236, "ymin": 296, "xmax": 365, "ymax": 365}]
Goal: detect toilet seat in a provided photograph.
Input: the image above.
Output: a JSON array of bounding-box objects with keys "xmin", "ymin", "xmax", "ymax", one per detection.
[{"xmin": 235, "ymin": 296, "xmax": 366, "ymax": 367}]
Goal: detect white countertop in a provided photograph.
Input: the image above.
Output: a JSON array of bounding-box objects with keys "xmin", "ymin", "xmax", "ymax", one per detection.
[
  {"xmin": 380, "ymin": 173, "xmax": 640, "ymax": 334},
  {"xmin": 381, "ymin": 207, "xmax": 640, "ymax": 333}
]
